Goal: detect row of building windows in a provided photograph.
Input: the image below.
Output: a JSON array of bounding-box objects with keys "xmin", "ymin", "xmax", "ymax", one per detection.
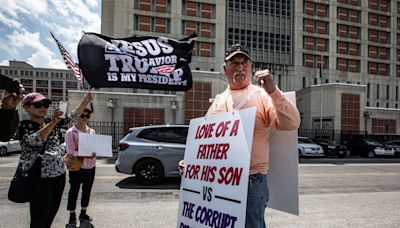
[
  {"xmin": 192, "ymin": 42, "xmax": 215, "ymax": 57},
  {"xmin": 303, "ymin": 54, "xmax": 392, "ymax": 76},
  {"xmin": 301, "ymin": 80, "xmax": 399, "ymax": 108},
  {"xmin": 183, "ymin": 0, "xmax": 215, "ymax": 19},
  {"xmin": 134, "ymin": 0, "xmax": 171, "ymax": 13},
  {"xmin": 367, "ymin": 84, "xmax": 400, "ymax": 101},
  {"xmin": 11, "ymin": 78, "xmax": 77, "ymax": 88},
  {"xmin": 133, "ymin": 15, "xmax": 217, "ymax": 40},
  {"xmin": 228, "ymin": 0, "xmax": 291, "ymax": 17},
  {"xmin": 337, "ymin": 0, "xmax": 390, "ymax": 11},
  {"xmin": 134, "ymin": 0, "xmax": 217, "ymax": 19},
  {"xmin": 182, "ymin": 21, "xmax": 215, "ymax": 38},
  {"xmin": 133, "ymin": 15, "xmax": 171, "ymax": 33},
  {"xmin": 338, "ymin": 0, "xmax": 360, "ymax": 6},
  {"xmin": 306, "ymin": 4, "xmax": 391, "ymax": 25},
  {"xmin": 0, "ymin": 68, "xmax": 75, "ymax": 79},
  {"xmin": 228, "ymin": 28, "xmax": 291, "ymax": 54}
]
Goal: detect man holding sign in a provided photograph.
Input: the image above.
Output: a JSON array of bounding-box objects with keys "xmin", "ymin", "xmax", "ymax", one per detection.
[{"xmin": 180, "ymin": 44, "xmax": 300, "ymax": 227}]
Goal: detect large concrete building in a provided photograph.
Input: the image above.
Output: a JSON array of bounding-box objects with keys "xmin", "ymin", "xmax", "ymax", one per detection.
[
  {"xmin": 2, "ymin": 0, "xmax": 399, "ymax": 136},
  {"xmin": 100, "ymin": 0, "xmax": 400, "ymax": 134},
  {"xmin": 293, "ymin": 0, "xmax": 400, "ymax": 134},
  {"xmin": 0, "ymin": 61, "xmax": 83, "ymax": 120}
]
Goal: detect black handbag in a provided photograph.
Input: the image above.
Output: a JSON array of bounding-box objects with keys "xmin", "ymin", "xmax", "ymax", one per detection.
[{"xmin": 8, "ymin": 145, "xmax": 45, "ymax": 203}]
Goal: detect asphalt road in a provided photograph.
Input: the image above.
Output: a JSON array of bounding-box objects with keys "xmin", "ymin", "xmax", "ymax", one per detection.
[{"xmin": 0, "ymin": 155, "xmax": 399, "ymax": 228}]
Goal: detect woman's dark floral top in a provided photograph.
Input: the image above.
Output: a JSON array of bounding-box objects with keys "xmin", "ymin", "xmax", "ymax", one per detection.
[{"xmin": 15, "ymin": 111, "xmax": 78, "ymax": 178}]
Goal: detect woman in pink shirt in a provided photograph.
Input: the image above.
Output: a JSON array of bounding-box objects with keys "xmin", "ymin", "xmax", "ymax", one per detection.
[{"xmin": 64, "ymin": 108, "xmax": 96, "ymax": 227}]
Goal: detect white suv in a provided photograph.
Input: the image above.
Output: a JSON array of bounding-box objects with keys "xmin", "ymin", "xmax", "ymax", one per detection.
[
  {"xmin": 298, "ymin": 137, "xmax": 324, "ymax": 157},
  {"xmin": 0, "ymin": 139, "xmax": 21, "ymax": 156},
  {"xmin": 115, "ymin": 125, "xmax": 189, "ymax": 185}
]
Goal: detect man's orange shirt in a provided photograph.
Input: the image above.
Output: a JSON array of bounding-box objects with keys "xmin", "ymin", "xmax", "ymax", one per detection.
[{"xmin": 206, "ymin": 84, "xmax": 300, "ymax": 174}]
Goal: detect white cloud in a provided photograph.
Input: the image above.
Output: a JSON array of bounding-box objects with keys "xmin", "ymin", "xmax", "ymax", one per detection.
[
  {"xmin": 7, "ymin": 30, "xmax": 49, "ymax": 52},
  {"xmin": 0, "ymin": 0, "xmax": 101, "ymax": 69},
  {"xmin": 85, "ymin": 0, "xmax": 98, "ymax": 8},
  {"xmin": 0, "ymin": 0, "xmax": 27, "ymax": 18},
  {"xmin": 0, "ymin": 60, "xmax": 10, "ymax": 66},
  {"xmin": 17, "ymin": 0, "xmax": 48, "ymax": 18},
  {"xmin": 27, "ymin": 51, "xmax": 66, "ymax": 69},
  {"xmin": 0, "ymin": 0, "xmax": 48, "ymax": 19},
  {"xmin": 0, "ymin": 11, "xmax": 22, "ymax": 28}
]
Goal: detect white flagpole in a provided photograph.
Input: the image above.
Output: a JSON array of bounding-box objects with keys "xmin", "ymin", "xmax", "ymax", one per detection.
[{"xmin": 320, "ymin": 55, "xmax": 323, "ymax": 130}]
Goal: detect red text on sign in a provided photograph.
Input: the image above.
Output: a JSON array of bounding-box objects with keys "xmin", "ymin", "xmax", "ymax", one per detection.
[
  {"xmin": 195, "ymin": 123, "xmax": 215, "ymax": 139},
  {"xmin": 200, "ymin": 165, "xmax": 217, "ymax": 183},
  {"xmin": 197, "ymin": 143, "xmax": 230, "ymax": 160},
  {"xmin": 218, "ymin": 167, "xmax": 243, "ymax": 185},
  {"xmin": 185, "ymin": 164, "xmax": 200, "ymax": 180}
]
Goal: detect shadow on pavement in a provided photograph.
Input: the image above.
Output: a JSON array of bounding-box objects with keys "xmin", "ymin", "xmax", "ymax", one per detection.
[{"xmin": 116, "ymin": 176, "xmax": 181, "ymax": 190}]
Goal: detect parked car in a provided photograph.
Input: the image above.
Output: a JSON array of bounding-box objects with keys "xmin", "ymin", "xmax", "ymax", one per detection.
[
  {"xmin": 298, "ymin": 137, "xmax": 324, "ymax": 157},
  {"xmin": 346, "ymin": 139, "xmax": 395, "ymax": 158},
  {"xmin": 0, "ymin": 139, "xmax": 21, "ymax": 156},
  {"xmin": 384, "ymin": 142, "xmax": 400, "ymax": 157},
  {"xmin": 386, "ymin": 140, "xmax": 400, "ymax": 146},
  {"xmin": 115, "ymin": 125, "xmax": 189, "ymax": 185},
  {"xmin": 313, "ymin": 138, "xmax": 349, "ymax": 158}
]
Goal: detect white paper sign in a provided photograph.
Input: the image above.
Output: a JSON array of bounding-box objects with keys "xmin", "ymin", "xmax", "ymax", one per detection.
[
  {"xmin": 78, "ymin": 133, "xmax": 113, "ymax": 157},
  {"xmin": 177, "ymin": 107, "xmax": 256, "ymax": 228},
  {"xmin": 268, "ymin": 92, "xmax": 299, "ymax": 215}
]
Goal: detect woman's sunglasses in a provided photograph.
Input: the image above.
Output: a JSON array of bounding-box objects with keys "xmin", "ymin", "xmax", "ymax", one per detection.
[
  {"xmin": 32, "ymin": 101, "xmax": 51, "ymax": 109},
  {"xmin": 80, "ymin": 114, "xmax": 91, "ymax": 119}
]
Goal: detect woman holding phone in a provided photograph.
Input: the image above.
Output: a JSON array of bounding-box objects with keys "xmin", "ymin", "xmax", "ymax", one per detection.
[{"xmin": 16, "ymin": 92, "xmax": 92, "ymax": 228}]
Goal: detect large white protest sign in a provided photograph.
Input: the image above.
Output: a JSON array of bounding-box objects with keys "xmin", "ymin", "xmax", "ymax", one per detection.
[
  {"xmin": 268, "ymin": 92, "xmax": 299, "ymax": 215},
  {"xmin": 78, "ymin": 133, "xmax": 113, "ymax": 157},
  {"xmin": 177, "ymin": 107, "xmax": 256, "ymax": 228}
]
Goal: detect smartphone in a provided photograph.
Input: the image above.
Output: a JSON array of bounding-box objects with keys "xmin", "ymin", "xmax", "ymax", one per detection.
[
  {"xmin": 0, "ymin": 74, "xmax": 20, "ymax": 94},
  {"xmin": 58, "ymin": 101, "xmax": 68, "ymax": 119}
]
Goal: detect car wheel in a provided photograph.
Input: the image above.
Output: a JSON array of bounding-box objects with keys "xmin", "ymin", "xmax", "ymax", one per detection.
[
  {"xmin": 367, "ymin": 150, "xmax": 375, "ymax": 158},
  {"xmin": 298, "ymin": 149, "xmax": 303, "ymax": 157},
  {"xmin": 134, "ymin": 159, "xmax": 164, "ymax": 185},
  {"xmin": 0, "ymin": 147, "xmax": 7, "ymax": 156}
]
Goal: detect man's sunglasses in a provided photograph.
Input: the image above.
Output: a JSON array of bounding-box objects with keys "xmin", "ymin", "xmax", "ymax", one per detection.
[
  {"xmin": 32, "ymin": 101, "xmax": 51, "ymax": 109},
  {"xmin": 80, "ymin": 114, "xmax": 91, "ymax": 119}
]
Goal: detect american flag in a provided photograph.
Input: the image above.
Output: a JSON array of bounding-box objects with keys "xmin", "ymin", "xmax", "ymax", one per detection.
[
  {"xmin": 155, "ymin": 65, "xmax": 175, "ymax": 73},
  {"xmin": 50, "ymin": 32, "xmax": 82, "ymax": 82}
]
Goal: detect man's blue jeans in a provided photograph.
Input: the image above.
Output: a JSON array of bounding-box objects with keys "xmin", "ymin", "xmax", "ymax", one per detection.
[{"xmin": 245, "ymin": 173, "xmax": 269, "ymax": 228}]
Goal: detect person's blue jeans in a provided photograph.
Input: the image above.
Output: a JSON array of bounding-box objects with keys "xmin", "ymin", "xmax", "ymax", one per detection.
[{"xmin": 246, "ymin": 173, "xmax": 269, "ymax": 228}]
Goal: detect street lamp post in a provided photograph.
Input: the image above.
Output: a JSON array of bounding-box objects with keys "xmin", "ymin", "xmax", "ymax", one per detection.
[
  {"xmin": 170, "ymin": 101, "xmax": 178, "ymax": 124},
  {"xmin": 319, "ymin": 56, "xmax": 323, "ymax": 131},
  {"xmin": 107, "ymin": 99, "xmax": 116, "ymax": 148},
  {"xmin": 364, "ymin": 111, "xmax": 373, "ymax": 134}
]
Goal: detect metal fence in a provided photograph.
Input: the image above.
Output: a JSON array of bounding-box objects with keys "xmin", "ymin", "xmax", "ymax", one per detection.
[
  {"xmin": 298, "ymin": 129, "xmax": 400, "ymax": 144},
  {"xmin": 85, "ymin": 122, "xmax": 400, "ymax": 149},
  {"xmin": 89, "ymin": 122, "xmax": 128, "ymax": 149}
]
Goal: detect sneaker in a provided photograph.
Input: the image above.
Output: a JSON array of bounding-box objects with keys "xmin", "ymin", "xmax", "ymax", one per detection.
[
  {"xmin": 66, "ymin": 217, "xmax": 77, "ymax": 228},
  {"xmin": 79, "ymin": 213, "xmax": 93, "ymax": 222}
]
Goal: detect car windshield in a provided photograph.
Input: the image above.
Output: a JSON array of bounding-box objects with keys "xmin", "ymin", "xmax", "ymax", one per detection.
[
  {"xmin": 365, "ymin": 140, "xmax": 382, "ymax": 146},
  {"xmin": 317, "ymin": 139, "xmax": 336, "ymax": 144},
  {"xmin": 386, "ymin": 142, "xmax": 399, "ymax": 147},
  {"xmin": 298, "ymin": 137, "xmax": 315, "ymax": 144}
]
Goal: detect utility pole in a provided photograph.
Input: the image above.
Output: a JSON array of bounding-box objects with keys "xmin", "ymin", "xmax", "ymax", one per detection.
[{"xmin": 320, "ymin": 55, "xmax": 323, "ymax": 130}]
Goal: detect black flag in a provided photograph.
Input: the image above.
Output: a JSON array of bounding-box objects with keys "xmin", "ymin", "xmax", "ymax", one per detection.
[{"xmin": 78, "ymin": 33, "xmax": 197, "ymax": 91}]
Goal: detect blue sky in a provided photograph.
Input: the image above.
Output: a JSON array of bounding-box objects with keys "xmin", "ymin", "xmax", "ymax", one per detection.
[{"xmin": 0, "ymin": 0, "xmax": 101, "ymax": 69}]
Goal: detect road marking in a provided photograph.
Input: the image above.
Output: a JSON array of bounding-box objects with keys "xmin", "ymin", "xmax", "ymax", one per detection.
[
  {"xmin": 300, "ymin": 163, "xmax": 400, "ymax": 167},
  {"xmin": 0, "ymin": 175, "xmax": 127, "ymax": 180},
  {"xmin": 300, "ymin": 172, "xmax": 399, "ymax": 176},
  {"xmin": 0, "ymin": 163, "xmax": 116, "ymax": 168}
]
